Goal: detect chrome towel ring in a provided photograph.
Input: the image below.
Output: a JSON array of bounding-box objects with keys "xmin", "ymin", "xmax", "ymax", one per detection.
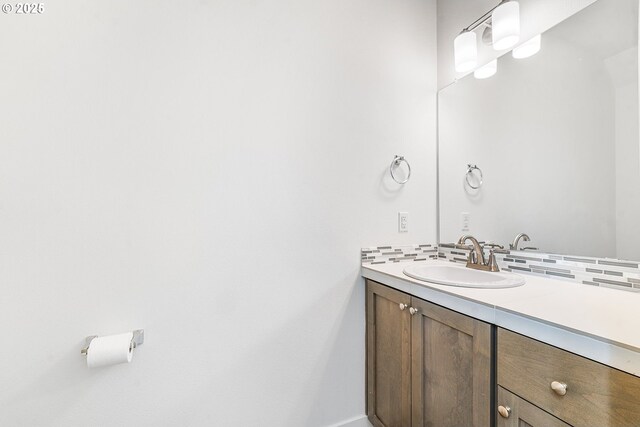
[
  {"xmin": 465, "ymin": 164, "xmax": 483, "ymax": 189},
  {"xmin": 390, "ymin": 155, "xmax": 411, "ymax": 184}
]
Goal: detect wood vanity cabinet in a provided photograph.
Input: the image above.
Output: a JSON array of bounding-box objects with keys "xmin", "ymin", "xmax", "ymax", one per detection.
[
  {"xmin": 497, "ymin": 328, "xmax": 640, "ymax": 427},
  {"xmin": 366, "ymin": 280, "xmax": 412, "ymax": 427},
  {"xmin": 366, "ymin": 280, "xmax": 491, "ymax": 427}
]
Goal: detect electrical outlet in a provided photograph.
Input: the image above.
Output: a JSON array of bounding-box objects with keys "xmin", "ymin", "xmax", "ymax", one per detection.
[
  {"xmin": 461, "ymin": 212, "xmax": 471, "ymax": 232},
  {"xmin": 398, "ymin": 212, "xmax": 409, "ymax": 233}
]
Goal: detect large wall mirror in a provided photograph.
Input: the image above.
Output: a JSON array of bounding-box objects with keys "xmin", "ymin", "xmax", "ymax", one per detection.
[{"xmin": 438, "ymin": 0, "xmax": 639, "ymax": 259}]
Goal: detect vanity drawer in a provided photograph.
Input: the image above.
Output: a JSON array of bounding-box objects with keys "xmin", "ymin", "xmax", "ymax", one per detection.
[
  {"xmin": 498, "ymin": 328, "xmax": 640, "ymax": 427},
  {"xmin": 497, "ymin": 386, "xmax": 571, "ymax": 427}
]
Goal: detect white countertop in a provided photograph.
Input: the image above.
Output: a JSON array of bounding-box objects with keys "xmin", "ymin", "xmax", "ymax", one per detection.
[{"xmin": 362, "ymin": 259, "xmax": 640, "ymax": 377}]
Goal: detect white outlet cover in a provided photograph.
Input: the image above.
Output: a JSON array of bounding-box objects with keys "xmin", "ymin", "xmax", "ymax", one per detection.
[
  {"xmin": 461, "ymin": 212, "xmax": 470, "ymax": 232},
  {"xmin": 398, "ymin": 212, "xmax": 409, "ymax": 233}
]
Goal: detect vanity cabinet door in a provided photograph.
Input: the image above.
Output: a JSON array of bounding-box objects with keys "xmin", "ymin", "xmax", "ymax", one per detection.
[
  {"xmin": 366, "ymin": 280, "xmax": 412, "ymax": 427},
  {"xmin": 410, "ymin": 297, "xmax": 491, "ymax": 427},
  {"xmin": 497, "ymin": 386, "xmax": 572, "ymax": 427}
]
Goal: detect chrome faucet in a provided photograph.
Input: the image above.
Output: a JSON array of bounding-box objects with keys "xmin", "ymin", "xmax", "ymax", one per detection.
[
  {"xmin": 456, "ymin": 235, "xmax": 500, "ymax": 272},
  {"xmin": 510, "ymin": 233, "xmax": 530, "ymax": 250}
]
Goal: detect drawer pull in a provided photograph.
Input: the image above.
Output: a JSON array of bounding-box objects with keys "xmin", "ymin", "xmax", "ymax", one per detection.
[
  {"xmin": 551, "ymin": 381, "xmax": 568, "ymax": 396},
  {"xmin": 409, "ymin": 307, "xmax": 419, "ymax": 315},
  {"xmin": 399, "ymin": 303, "xmax": 408, "ymax": 311},
  {"xmin": 497, "ymin": 405, "xmax": 511, "ymax": 419}
]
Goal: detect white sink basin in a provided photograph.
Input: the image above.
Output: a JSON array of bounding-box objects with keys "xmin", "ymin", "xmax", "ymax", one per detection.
[{"xmin": 403, "ymin": 264, "xmax": 525, "ymax": 289}]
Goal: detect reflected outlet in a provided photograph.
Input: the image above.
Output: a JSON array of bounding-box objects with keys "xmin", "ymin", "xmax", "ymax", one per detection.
[
  {"xmin": 398, "ymin": 212, "xmax": 409, "ymax": 233},
  {"xmin": 461, "ymin": 212, "xmax": 470, "ymax": 232}
]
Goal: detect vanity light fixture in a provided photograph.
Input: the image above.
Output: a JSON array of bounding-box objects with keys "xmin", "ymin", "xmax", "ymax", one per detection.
[
  {"xmin": 453, "ymin": 0, "xmax": 521, "ymax": 73},
  {"xmin": 512, "ymin": 34, "xmax": 542, "ymax": 59},
  {"xmin": 454, "ymin": 31, "xmax": 478, "ymax": 72},
  {"xmin": 492, "ymin": 1, "xmax": 520, "ymax": 50},
  {"xmin": 474, "ymin": 59, "xmax": 497, "ymax": 79}
]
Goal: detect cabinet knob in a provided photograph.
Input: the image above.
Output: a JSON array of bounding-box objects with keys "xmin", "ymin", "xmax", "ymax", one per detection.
[
  {"xmin": 409, "ymin": 307, "xmax": 419, "ymax": 315},
  {"xmin": 399, "ymin": 303, "xmax": 408, "ymax": 311},
  {"xmin": 551, "ymin": 381, "xmax": 568, "ymax": 396},
  {"xmin": 497, "ymin": 405, "xmax": 511, "ymax": 419}
]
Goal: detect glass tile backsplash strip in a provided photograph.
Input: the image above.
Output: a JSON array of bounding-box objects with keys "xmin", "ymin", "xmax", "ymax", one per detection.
[
  {"xmin": 361, "ymin": 244, "xmax": 640, "ymax": 293},
  {"xmin": 437, "ymin": 245, "xmax": 640, "ymax": 293},
  {"xmin": 361, "ymin": 244, "xmax": 438, "ymax": 264}
]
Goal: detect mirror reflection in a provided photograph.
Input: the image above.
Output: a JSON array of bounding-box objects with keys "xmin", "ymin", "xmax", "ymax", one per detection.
[{"xmin": 438, "ymin": 0, "xmax": 639, "ymax": 259}]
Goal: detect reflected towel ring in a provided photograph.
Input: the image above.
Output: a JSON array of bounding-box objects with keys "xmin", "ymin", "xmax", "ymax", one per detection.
[
  {"xmin": 465, "ymin": 164, "xmax": 483, "ymax": 189},
  {"xmin": 390, "ymin": 155, "xmax": 411, "ymax": 184}
]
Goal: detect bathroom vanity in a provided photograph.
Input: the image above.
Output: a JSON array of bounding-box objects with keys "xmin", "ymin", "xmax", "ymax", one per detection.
[
  {"xmin": 366, "ymin": 0, "xmax": 640, "ymax": 424},
  {"xmin": 362, "ymin": 260, "xmax": 640, "ymax": 427}
]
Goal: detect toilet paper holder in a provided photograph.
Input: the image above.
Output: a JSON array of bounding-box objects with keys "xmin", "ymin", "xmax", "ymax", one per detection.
[{"xmin": 81, "ymin": 329, "xmax": 144, "ymax": 356}]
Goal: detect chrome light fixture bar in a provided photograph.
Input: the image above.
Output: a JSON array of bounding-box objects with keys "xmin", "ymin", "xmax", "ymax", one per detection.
[{"xmin": 454, "ymin": 0, "xmax": 521, "ymax": 73}]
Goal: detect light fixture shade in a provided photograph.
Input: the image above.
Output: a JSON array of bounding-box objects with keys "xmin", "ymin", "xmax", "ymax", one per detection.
[
  {"xmin": 454, "ymin": 31, "xmax": 478, "ymax": 72},
  {"xmin": 474, "ymin": 59, "xmax": 498, "ymax": 79},
  {"xmin": 512, "ymin": 34, "xmax": 541, "ymax": 59},
  {"xmin": 492, "ymin": 1, "xmax": 520, "ymax": 51}
]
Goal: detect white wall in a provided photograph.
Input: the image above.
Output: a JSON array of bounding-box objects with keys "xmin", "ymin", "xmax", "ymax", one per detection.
[
  {"xmin": 437, "ymin": 0, "xmax": 597, "ymax": 89},
  {"xmin": 0, "ymin": 1, "xmax": 437, "ymax": 426}
]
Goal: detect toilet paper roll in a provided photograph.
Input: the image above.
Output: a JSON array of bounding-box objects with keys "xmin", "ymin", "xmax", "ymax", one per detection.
[{"xmin": 86, "ymin": 332, "xmax": 134, "ymax": 368}]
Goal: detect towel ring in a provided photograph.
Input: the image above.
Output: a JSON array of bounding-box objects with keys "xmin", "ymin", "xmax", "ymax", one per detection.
[
  {"xmin": 390, "ymin": 155, "xmax": 411, "ymax": 184},
  {"xmin": 465, "ymin": 164, "xmax": 483, "ymax": 189}
]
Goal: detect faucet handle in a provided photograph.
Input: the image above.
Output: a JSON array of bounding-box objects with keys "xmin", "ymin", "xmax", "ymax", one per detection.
[
  {"xmin": 483, "ymin": 242, "xmax": 504, "ymax": 250},
  {"xmin": 455, "ymin": 243, "xmax": 478, "ymax": 264},
  {"xmin": 487, "ymin": 251, "xmax": 501, "ymax": 272}
]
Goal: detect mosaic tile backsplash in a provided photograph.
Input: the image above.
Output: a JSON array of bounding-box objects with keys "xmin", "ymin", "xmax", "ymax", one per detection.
[
  {"xmin": 362, "ymin": 243, "xmax": 640, "ymax": 293},
  {"xmin": 361, "ymin": 244, "xmax": 438, "ymax": 264}
]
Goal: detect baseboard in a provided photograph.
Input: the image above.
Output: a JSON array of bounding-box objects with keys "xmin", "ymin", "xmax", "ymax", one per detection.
[{"xmin": 327, "ymin": 415, "xmax": 371, "ymax": 427}]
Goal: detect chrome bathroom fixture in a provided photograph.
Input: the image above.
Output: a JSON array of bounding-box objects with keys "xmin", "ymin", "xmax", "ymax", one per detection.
[
  {"xmin": 483, "ymin": 241, "xmax": 505, "ymax": 250},
  {"xmin": 81, "ymin": 329, "xmax": 145, "ymax": 356},
  {"xmin": 465, "ymin": 164, "xmax": 483, "ymax": 189},
  {"xmin": 510, "ymin": 233, "xmax": 530, "ymax": 250},
  {"xmin": 456, "ymin": 235, "xmax": 500, "ymax": 272},
  {"xmin": 390, "ymin": 155, "xmax": 411, "ymax": 184}
]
